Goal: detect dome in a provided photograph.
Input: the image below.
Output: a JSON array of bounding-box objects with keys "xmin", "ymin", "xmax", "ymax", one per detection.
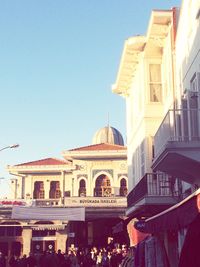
[{"xmin": 92, "ymin": 126, "xmax": 124, "ymax": 146}]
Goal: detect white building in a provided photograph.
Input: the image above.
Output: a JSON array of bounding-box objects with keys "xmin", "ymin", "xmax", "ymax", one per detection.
[
  {"xmin": 112, "ymin": 8, "xmax": 179, "ymax": 218},
  {"xmin": 113, "ymin": 0, "xmax": 200, "ymax": 266}
]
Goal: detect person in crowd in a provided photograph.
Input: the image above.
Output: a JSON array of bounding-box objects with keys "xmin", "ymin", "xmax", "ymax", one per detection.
[
  {"xmin": 0, "ymin": 252, "xmax": 6, "ymax": 267},
  {"xmin": 5, "ymin": 243, "xmax": 129, "ymax": 267},
  {"xmin": 82, "ymin": 252, "xmax": 94, "ymax": 267},
  {"xmin": 27, "ymin": 253, "xmax": 36, "ymax": 267},
  {"xmin": 96, "ymin": 250, "xmax": 103, "ymax": 267},
  {"xmin": 56, "ymin": 250, "xmax": 65, "ymax": 267},
  {"xmin": 101, "ymin": 250, "xmax": 109, "ymax": 267},
  {"xmin": 18, "ymin": 255, "xmax": 28, "ymax": 267},
  {"xmin": 9, "ymin": 255, "xmax": 18, "ymax": 267},
  {"xmin": 68, "ymin": 250, "xmax": 79, "ymax": 267},
  {"xmin": 61, "ymin": 253, "xmax": 71, "ymax": 267}
]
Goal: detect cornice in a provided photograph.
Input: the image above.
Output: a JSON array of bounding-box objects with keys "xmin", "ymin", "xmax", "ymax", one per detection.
[
  {"xmin": 112, "ymin": 10, "xmax": 174, "ymax": 97},
  {"xmin": 112, "ymin": 36, "xmax": 146, "ymax": 97},
  {"xmin": 7, "ymin": 164, "xmax": 76, "ymax": 174}
]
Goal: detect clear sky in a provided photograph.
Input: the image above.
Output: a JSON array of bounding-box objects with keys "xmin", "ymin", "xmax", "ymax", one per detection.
[{"xmin": 0, "ymin": 0, "xmax": 181, "ymax": 197}]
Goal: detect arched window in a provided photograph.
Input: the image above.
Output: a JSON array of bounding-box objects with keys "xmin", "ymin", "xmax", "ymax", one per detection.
[
  {"xmin": 32, "ymin": 221, "xmax": 56, "ymax": 237},
  {"xmin": 94, "ymin": 175, "xmax": 111, "ymax": 197},
  {"xmin": 49, "ymin": 181, "xmax": 61, "ymax": 199},
  {"xmin": 79, "ymin": 179, "xmax": 86, "ymax": 197},
  {"xmin": 33, "ymin": 181, "xmax": 45, "ymax": 199},
  {"xmin": 0, "ymin": 222, "xmax": 22, "ymax": 237},
  {"xmin": 119, "ymin": 178, "xmax": 127, "ymax": 196}
]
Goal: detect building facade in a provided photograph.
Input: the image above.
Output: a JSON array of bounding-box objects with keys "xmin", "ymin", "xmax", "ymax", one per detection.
[
  {"xmin": 1, "ymin": 126, "xmax": 128, "ymax": 258},
  {"xmin": 112, "ymin": 0, "xmax": 200, "ymax": 266},
  {"xmin": 113, "ymin": 0, "xmax": 200, "ymax": 266},
  {"xmin": 112, "ymin": 7, "xmax": 179, "ymax": 218}
]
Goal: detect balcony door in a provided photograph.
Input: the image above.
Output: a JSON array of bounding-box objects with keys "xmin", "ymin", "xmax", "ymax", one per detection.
[
  {"xmin": 79, "ymin": 179, "xmax": 86, "ymax": 197},
  {"xmin": 49, "ymin": 181, "xmax": 61, "ymax": 199},
  {"xmin": 94, "ymin": 174, "xmax": 111, "ymax": 197},
  {"xmin": 33, "ymin": 182, "xmax": 45, "ymax": 199}
]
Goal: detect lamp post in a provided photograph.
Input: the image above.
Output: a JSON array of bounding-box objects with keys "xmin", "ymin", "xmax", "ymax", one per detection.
[
  {"xmin": 0, "ymin": 144, "xmax": 19, "ymax": 198},
  {"xmin": 0, "ymin": 144, "xmax": 19, "ymax": 152}
]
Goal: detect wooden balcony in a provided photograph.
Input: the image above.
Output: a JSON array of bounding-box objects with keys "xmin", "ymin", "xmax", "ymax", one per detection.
[
  {"xmin": 152, "ymin": 108, "xmax": 200, "ymax": 184},
  {"xmin": 127, "ymin": 173, "xmax": 179, "ymax": 219}
]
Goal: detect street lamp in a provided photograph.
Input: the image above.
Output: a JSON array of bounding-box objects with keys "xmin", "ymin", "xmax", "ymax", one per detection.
[{"xmin": 0, "ymin": 144, "xmax": 19, "ymax": 152}]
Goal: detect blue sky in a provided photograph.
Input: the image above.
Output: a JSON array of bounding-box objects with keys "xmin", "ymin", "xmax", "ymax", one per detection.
[{"xmin": 0, "ymin": 0, "xmax": 181, "ymax": 196}]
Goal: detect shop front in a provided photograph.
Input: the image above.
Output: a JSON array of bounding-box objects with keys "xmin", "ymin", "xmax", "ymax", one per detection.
[{"xmin": 134, "ymin": 188, "xmax": 200, "ymax": 267}]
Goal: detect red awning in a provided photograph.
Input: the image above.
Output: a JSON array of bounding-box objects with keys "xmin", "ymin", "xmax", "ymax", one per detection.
[{"xmin": 135, "ymin": 188, "xmax": 200, "ymax": 233}]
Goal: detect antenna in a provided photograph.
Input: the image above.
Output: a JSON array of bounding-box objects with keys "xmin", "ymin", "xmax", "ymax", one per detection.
[{"xmin": 107, "ymin": 112, "xmax": 110, "ymax": 143}]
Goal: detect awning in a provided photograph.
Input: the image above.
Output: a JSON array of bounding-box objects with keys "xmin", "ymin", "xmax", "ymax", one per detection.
[
  {"xmin": 31, "ymin": 224, "xmax": 66, "ymax": 230},
  {"xmin": 127, "ymin": 218, "xmax": 150, "ymax": 247},
  {"xmin": 11, "ymin": 206, "xmax": 85, "ymax": 221},
  {"xmin": 135, "ymin": 188, "xmax": 200, "ymax": 233},
  {"xmin": 112, "ymin": 221, "xmax": 124, "ymax": 234}
]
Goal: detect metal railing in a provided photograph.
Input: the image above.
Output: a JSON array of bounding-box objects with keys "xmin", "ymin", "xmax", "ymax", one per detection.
[
  {"xmin": 127, "ymin": 173, "xmax": 179, "ymax": 207},
  {"xmin": 154, "ymin": 109, "xmax": 200, "ymax": 158},
  {"xmin": 32, "ymin": 198, "xmax": 62, "ymax": 206}
]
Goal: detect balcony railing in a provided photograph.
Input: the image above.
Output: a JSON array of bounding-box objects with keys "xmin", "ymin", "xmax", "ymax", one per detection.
[
  {"xmin": 127, "ymin": 173, "xmax": 179, "ymax": 207},
  {"xmin": 154, "ymin": 108, "xmax": 200, "ymax": 158},
  {"xmin": 32, "ymin": 199, "xmax": 62, "ymax": 207}
]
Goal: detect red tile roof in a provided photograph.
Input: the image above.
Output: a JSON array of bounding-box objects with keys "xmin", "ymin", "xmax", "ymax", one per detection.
[
  {"xmin": 16, "ymin": 158, "xmax": 70, "ymax": 166},
  {"xmin": 68, "ymin": 143, "xmax": 126, "ymax": 152}
]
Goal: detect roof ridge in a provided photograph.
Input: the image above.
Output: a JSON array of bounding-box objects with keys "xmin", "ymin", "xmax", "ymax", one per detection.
[
  {"xmin": 67, "ymin": 143, "xmax": 126, "ymax": 152},
  {"xmin": 16, "ymin": 157, "xmax": 69, "ymax": 166}
]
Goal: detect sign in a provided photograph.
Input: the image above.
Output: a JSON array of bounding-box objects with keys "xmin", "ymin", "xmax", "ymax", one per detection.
[
  {"xmin": 134, "ymin": 220, "xmax": 146, "ymax": 230},
  {"xmin": 64, "ymin": 197, "xmax": 127, "ymax": 207},
  {"xmin": 68, "ymin": 232, "xmax": 75, "ymax": 238},
  {"xmin": 0, "ymin": 199, "xmax": 32, "ymax": 207}
]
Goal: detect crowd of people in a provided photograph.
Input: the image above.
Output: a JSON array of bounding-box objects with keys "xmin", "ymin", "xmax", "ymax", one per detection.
[{"xmin": 0, "ymin": 245, "xmax": 134, "ymax": 267}]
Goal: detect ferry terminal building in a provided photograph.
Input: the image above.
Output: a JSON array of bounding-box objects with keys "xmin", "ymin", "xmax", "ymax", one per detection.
[{"xmin": 1, "ymin": 126, "xmax": 128, "ymax": 257}]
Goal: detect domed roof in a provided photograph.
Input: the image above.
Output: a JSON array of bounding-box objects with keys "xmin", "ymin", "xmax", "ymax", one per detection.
[{"xmin": 92, "ymin": 126, "xmax": 124, "ymax": 146}]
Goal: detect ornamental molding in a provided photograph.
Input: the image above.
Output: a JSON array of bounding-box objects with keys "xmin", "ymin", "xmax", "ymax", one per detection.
[
  {"xmin": 77, "ymin": 174, "xmax": 88, "ymax": 179},
  {"xmin": 117, "ymin": 174, "xmax": 127, "ymax": 179},
  {"xmin": 92, "ymin": 169, "xmax": 113, "ymax": 178}
]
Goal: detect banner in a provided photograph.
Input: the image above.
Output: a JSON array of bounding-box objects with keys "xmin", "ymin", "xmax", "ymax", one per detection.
[{"xmin": 11, "ymin": 206, "xmax": 85, "ymax": 221}]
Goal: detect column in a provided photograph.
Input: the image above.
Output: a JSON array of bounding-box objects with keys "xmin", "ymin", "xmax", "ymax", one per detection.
[
  {"xmin": 22, "ymin": 228, "xmax": 32, "ymax": 255},
  {"xmin": 61, "ymin": 171, "xmax": 65, "ymax": 202},
  {"xmin": 87, "ymin": 222, "xmax": 93, "ymax": 246},
  {"xmin": 21, "ymin": 176, "xmax": 25, "ymax": 199},
  {"xmin": 44, "ymin": 180, "xmax": 50, "ymax": 199},
  {"xmin": 56, "ymin": 229, "xmax": 67, "ymax": 253}
]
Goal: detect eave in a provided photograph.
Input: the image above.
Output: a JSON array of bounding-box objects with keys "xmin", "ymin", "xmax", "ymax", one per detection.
[
  {"xmin": 62, "ymin": 150, "xmax": 127, "ymax": 160},
  {"xmin": 112, "ymin": 35, "xmax": 146, "ymax": 97},
  {"xmin": 112, "ymin": 9, "xmax": 175, "ymax": 97},
  {"xmin": 145, "ymin": 10, "xmax": 173, "ymax": 54},
  {"xmin": 7, "ymin": 164, "xmax": 76, "ymax": 175}
]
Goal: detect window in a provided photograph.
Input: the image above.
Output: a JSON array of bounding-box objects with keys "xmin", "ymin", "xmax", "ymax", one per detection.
[
  {"xmin": 149, "ymin": 64, "xmax": 162, "ymax": 102},
  {"xmin": 94, "ymin": 175, "xmax": 111, "ymax": 197},
  {"xmin": 0, "ymin": 222, "xmax": 22, "ymax": 237},
  {"xmin": 119, "ymin": 178, "xmax": 127, "ymax": 196},
  {"xmin": 140, "ymin": 140, "xmax": 145, "ymax": 177},
  {"xmin": 79, "ymin": 179, "xmax": 86, "ymax": 197},
  {"xmin": 189, "ymin": 73, "xmax": 200, "ymax": 140},
  {"xmin": 33, "ymin": 181, "xmax": 45, "ymax": 199},
  {"xmin": 49, "ymin": 181, "xmax": 61, "ymax": 199}
]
